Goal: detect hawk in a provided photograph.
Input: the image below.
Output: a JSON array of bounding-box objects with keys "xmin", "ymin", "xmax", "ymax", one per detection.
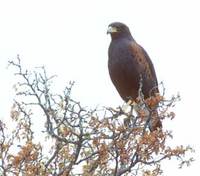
[{"xmin": 107, "ymin": 22, "xmax": 162, "ymax": 131}]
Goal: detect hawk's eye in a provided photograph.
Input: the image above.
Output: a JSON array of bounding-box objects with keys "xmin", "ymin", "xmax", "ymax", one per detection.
[
  {"xmin": 116, "ymin": 27, "xmax": 121, "ymax": 31},
  {"xmin": 118, "ymin": 26, "xmax": 125, "ymax": 32}
]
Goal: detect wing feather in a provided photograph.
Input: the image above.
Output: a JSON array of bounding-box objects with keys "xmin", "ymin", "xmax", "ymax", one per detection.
[{"xmin": 129, "ymin": 42, "xmax": 159, "ymax": 98}]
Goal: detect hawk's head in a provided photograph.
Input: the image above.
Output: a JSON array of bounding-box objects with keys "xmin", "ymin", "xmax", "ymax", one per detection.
[{"xmin": 107, "ymin": 22, "xmax": 132, "ymax": 40}]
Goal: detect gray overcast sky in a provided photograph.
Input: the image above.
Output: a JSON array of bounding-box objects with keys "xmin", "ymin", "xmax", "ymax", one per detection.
[{"xmin": 0, "ymin": 0, "xmax": 199, "ymax": 175}]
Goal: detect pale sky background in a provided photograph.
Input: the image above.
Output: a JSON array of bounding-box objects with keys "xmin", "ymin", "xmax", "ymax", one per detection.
[{"xmin": 0, "ymin": 0, "xmax": 199, "ymax": 175}]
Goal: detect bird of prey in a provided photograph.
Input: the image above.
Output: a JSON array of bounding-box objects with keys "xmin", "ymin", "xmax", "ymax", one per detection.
[{"xmin": 107, "ymin": 22, "xmax": 162, "ymax": 131}]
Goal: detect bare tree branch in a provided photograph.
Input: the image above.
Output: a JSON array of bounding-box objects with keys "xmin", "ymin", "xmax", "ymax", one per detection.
[{"xmin": 0, "ymin": 57, "xmax": 194, "ymax": 176}]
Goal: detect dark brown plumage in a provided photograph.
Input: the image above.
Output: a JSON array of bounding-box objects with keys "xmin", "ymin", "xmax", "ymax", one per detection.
[{"xmin": 107, "ymin": 22, "xmax": 161, "ymax": 131}]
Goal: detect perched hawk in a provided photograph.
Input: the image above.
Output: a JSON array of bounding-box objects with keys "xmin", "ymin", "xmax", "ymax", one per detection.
[{"xmin": 107, "ymin": 22, "xmax": 162, "ymax": 131}]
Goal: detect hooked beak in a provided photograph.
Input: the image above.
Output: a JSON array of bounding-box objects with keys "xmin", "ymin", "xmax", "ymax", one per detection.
[{"xmin": 107, "ymin": 26, "xmax": 118, "ymax": 34}]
